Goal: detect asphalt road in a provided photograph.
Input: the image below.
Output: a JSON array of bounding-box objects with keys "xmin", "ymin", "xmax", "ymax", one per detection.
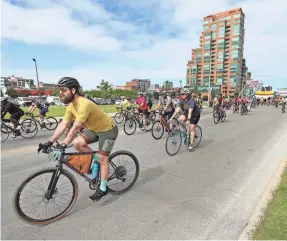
[{"xmin": 1, "ymin": 107, "xmax": 287, "ymax": 240}]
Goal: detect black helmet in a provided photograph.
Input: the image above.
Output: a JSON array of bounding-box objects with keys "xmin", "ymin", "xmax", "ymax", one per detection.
[{"xmin": 58, "ymin": 77, "xmax": 80, "ymax": 89}]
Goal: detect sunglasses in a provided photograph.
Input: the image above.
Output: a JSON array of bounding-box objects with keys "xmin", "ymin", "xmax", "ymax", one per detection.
[
  {"xmin": 59, "ymin": 87, "xmax": 70, "ymax": 93},
  {"xmin": 180, "ymin": 93, "xmax": 187, "ymax": 96}
]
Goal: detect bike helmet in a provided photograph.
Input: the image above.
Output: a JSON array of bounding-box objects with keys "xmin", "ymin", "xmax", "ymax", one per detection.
[
  {"xmin": 180, "ymin": 88, "xmax": 190, "ymax": 94},
  {"xmin": 58, "ymin": 77, "xmax": 80, "ymax": 90}
]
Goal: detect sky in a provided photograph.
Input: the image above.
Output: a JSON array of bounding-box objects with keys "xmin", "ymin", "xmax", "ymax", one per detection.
[{"xmin": 1, "ymin": 0, "xmax": 287, "ymax": 90}]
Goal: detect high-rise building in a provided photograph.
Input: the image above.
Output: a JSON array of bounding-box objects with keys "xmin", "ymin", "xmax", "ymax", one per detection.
[{"xmin": 186, "ymin": 8, "xmax": 248, "ymax": 96}]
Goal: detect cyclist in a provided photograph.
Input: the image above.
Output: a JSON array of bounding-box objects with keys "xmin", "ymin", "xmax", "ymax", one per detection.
[
  {"xmin": 40, "ymin": 77, "xmax": 118, "ymax": 201},
  {"xmin": 155, "ymin": 91, "xmax": 175, "ymax": 131},
  {"xmin": 1, "ymin": 97, "xmax": 24, "ymax": 138},
  {"xmin": 26, "ymin": 98, "xmax": 49, "ymax": 128},
  {"xmin": 136, "ymin": 92, "xmax": 149, "ymax": 127},
  {"xmin": 169, "ymin": 89, "xmax": 201, "ymax": 151},
  {"xmin": 119, "ymin": 96, "xmax": 131, "ymax": 110}
]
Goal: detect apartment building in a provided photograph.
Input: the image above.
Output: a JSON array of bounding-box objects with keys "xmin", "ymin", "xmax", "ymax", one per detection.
[{"xmin": 186, "ymin": 8, "xmax": 248, "ymax": 96}]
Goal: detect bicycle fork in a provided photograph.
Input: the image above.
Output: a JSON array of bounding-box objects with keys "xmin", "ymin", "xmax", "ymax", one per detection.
[{"xmin": 45, "ymin": 166, "xmax": 62, "ymax": 200}]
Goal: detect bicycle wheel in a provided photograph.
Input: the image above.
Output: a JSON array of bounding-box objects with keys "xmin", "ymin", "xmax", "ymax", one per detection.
[
  {"xmin": 21, "ymin": 119, "xmax": 38, "ymax": 133},
  {"xmin": 107, "ymin": 151, "xmax": 139, "ymax": 194},
  {"xmin": 221, "ymin": 111, "xmax": 226, "ymax": 122},
  {"xmin": 165, "ymin": 129, "xmax": 182, "ymax": 156},
  {"xmin": 20, "ymin": 120, "xmax": 38, "ymax": 139},
  {"xmin": 123, "ymin": 118, "xmax": 137, "ymax": 135},
  {"xmin": 151, "ymin": 120, "xmax": 164, "ymax": 140},
  {"xmin": 13, "ymin": 168, "xmax": 78, "ymax": 225},
  {"xmin": 114, "ymin": 112, "xmax": 124, "ymax": 124},
  {"xmin": 45, "ymin": 117, "xmax": 58, "ymax": 130},
  {"xmin": 1, "ymin": 124, "xmax": 9, "ymax": 143},
  {"xmin": 213, "ymin": 112, "xmax": 219, "ymax": 124},
  {"xmin": 193, "ymin": 125, "xmax": 202, "ymax": 148}
]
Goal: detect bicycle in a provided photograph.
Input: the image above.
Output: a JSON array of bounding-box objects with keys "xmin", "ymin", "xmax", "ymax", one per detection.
[
  {"xmin": 22, "ymin": 113, "xmax": 58, "ymax": 131},
  {"xmin": 282, "ymin": 103, "xmax": 286, "ymax": 113},
  {"xmin": 123, "ymin": 109, "xmax": 154, "ymax": 135},
  {"xmin": 165, "ymin": 121, "xmax": 202, "ymax": 156},
  {"xmin": 240, "ymin": 103, "xmax": 248, "ymax": 115},
  {"xmin": 151, "ymin": 110, "xmax": 179, "ymax": 140},
  {"xmin": 12, "ymin": 141, "xmax": 140, "ymax": 225},
  {"xmin": 114, "ymin": 107, "xmax": 134, "ymax": 124},
  {"xmin": 213, "ymin": 108, "xmax": 226, "ymax": 124},
  {"xmin": 1, "ymin": 118, "xmax": 38, "ymax": 143}
]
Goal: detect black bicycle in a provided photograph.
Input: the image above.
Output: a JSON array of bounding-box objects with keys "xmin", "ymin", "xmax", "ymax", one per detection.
[
  {"xmin": 1, "ymin": 118, "xmax": 38, "ymax": 143},
  {"xmin": 123, "ymin": 110, "xmax": 154, "ymax": 135},
  {"xmin": 213, "ymin": 108, "xmax": 226, "ymax": 124},
  {"xmin": 13, "ymin": 142, "xmax": 140, "ymax": 225},
  {"xmin": 240, "ymin": 104, "xmax": 248, "ymax": 115},
  {"xmin": 22, "ymin": 113, "xmax": 58, "ymax": 131}
]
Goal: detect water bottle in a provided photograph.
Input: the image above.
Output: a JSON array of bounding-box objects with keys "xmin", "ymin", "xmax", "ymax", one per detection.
[{"xmin": 91, "ymin": 154, "xmax": 99, "ymax": 179}]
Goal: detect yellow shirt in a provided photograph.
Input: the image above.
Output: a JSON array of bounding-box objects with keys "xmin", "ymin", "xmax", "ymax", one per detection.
[{"xmin": 64, "ymin": 96, "xmax": 115, "ymax": 133}]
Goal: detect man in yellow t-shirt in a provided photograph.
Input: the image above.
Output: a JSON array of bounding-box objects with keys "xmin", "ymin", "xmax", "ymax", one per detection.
[{"xmin": 40, "ymin": 77, "xmax": 118, "ymax": 201}]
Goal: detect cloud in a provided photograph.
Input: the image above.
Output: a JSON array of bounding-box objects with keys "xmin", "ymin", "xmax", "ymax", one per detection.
[{"xmin": 2, "ymin": 0, "xmax": 287, "ymax": 89}]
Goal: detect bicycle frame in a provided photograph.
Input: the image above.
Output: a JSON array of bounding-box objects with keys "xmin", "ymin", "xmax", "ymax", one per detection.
[{"xmin": 46, "ymin": 149, "xmax": 121, "ymax": 199}]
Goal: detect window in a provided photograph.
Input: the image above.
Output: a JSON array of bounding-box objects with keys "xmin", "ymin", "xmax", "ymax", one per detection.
[
  {"xmin": 231, "ymin": 49, "xmax": 240, "ymax": 61},
  {"xmin": 211, "ymin": 32, "xmax": 217, "ymax": 38},
  {"xmin": 218, "ymin": 29, "xmax": 225, "ymax": 37},
  {"xmin": 204, "ymin": 20, "xmax": 210, "ymax": 25},
  {"xmin": 217, "ymin": 64, "xmax": 224, "ymax": 73},
  {"xmin": 217, "ymin": 52, "xmax": 224, "ymax": 61},
  {"xmin": 234, "ymin": 13, "xmax": 241, "ymax": 19},
  {"xmin": 230, "ymin": 62, "xmax": 241, "ymax": 73},
  {"xmin": 203, "ymin": 76, "xmax": 210, "ymax": 85},
  {"xmin": 217, "ymin": 77, "xmax": 223, "ymax": 84},
  {"xmin": 204, "ymin": 64, "xmax": 210, "ymax": 74},
  {"xmin": 233, "ymin": 24, "xmax": 241, "ymax": 34},
  {"xmin": 203, "ymin": 25, "xmax": 209, "ymax": 31},
  {"xmin": 211, "ymin": 24, "xmax": 217, "ymax": 30}
]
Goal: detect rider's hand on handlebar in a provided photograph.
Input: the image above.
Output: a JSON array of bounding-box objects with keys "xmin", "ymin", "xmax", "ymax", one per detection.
[{"xmin": 47, "ymin": 143, "xmax": 67, "ymax": 162}]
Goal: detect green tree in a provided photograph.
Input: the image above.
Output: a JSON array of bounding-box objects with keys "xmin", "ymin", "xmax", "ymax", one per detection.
[
  {"xmin": 52, "ymin": 89, "xmax": 60, "ymax": 96},
  {"xmin": 97, "ymin": 79, "xmax": 113, "ymax": 98}
]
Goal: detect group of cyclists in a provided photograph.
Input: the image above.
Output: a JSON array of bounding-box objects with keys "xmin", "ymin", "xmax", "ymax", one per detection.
[
  {"xmin": 1, "ymin": 96, "xmax": 49, "ymax": 137},
  {"xmin": 1, "ymin": 77, "xmax": 287, "ymax": 201}
]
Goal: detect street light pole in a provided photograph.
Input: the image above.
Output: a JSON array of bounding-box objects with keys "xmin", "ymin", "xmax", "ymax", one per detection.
[{"xmin": 32, "ymin": 58, "xmax": 40, "ymax": 96}]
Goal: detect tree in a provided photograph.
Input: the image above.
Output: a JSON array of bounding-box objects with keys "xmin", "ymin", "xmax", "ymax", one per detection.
[
  {"xmin": 52, "ymin": 89, "xmax": 60, "ymax": 96},
  {"xmin": 6, "ymin": 88, "xmax": 19, "ymax": 98},
  {"xmin": 97, "ymin": 79, "xmax": 113, "ymax": 99}
]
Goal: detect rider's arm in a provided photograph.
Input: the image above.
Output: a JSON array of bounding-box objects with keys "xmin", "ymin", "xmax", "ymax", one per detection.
[
  {"xmin": 62, "ymin": 103, "xmax": 91, "ymax": 145},
  {"xmin": 187, "ymin": 99, "xmax": 194, "ymax": 120},
  {"xmin": 49, "ymin": 108, "xmax": 73, "ymax": 143}
]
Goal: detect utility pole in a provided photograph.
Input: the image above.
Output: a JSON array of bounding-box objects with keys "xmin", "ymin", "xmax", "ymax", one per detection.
[{"xmin": 32, "ymin": 58, "xmax": 40, "ymax": 96}]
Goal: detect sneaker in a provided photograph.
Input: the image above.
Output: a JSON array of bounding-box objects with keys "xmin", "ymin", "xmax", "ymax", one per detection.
[
  {"xmin": 89, "ymin": 188, "xmax": 109, "ymax": 201},
  {"xmin": 188, "ymin": 144, "xmax": 194, "ymax": 151}
]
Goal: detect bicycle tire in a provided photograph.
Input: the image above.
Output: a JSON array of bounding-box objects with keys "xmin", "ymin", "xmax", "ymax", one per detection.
[
  {"xmin": 107, "ymin": 150, "xmax": 140, "ymax": 194},
  {"xmin": 20, "ymin": 120, "xmax": 38, "ymax": 139},
  {"xmin": 21, "ymin": 119, "xmax": 38, "ymax": 133},
  {"xmin": 1, "ymin": 124, "xmax": 9, "ymax": 143},
  {"xmin": 221, "ymin": 111, "xmax": 226, "ymax": 122},
  {"xmin": 123, "ymin": 118, "xmax": 137, "ymax": 135},
  {"xmin": 45, "ymin": 117, "xmax": 58, "ymax": 130},
  {"xmin": 213, "ymin": 112, "xmax": 219, "ymax": 124},
  {"xmin": 114, "ymin": 112, "xmax": 124, "ymax": 124},
  {"xmin": 13, "ymin": 168, "xmax": 78, "ymax": 225},
  {"xmin": 165, "ymin": 129, "xmax": 182, "ymax": 156},
  {"xmin": 151, "ymin": 120, "xmax": 164, "ymax": 140},
  {"xmin": 193, "ymin": 125, "xmax": 202, "ymax": 148}
]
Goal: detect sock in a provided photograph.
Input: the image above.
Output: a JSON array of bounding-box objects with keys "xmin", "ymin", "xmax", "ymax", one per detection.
[{"xmin": 100, "ymin": 180, "xmax": 107, "ymax": 192}]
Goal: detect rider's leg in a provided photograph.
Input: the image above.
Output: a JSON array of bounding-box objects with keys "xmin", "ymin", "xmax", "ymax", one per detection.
[
  {"xmin": 178, "ymin": 115, "xmax": 187, "ymax": 131},
  {"xmin": 39, "ymin": 111, "xmax": 45, "ymax": 126},
  {"xmin": 88, "ymin": 126, "xmax": 119, "ymax": 201},
  {"xmin": 188, "ymin": 115, "xmax": 200, "ymax": 150}
]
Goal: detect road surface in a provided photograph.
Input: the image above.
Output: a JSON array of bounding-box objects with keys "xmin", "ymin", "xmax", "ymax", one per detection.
[{"xmin": 1, "ymin": 107, "xmax": 287, "ymax": 239}]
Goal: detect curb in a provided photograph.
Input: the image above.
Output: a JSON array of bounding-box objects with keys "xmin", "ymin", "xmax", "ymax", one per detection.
[{"xmin": 238, "ymin": 155, "xmax": 287, "ymax": 240}]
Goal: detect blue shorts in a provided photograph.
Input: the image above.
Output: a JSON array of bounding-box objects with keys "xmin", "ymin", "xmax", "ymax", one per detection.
[{"xmin": 39, "ymin": 109, "xmax": 48, "ymax": 116}]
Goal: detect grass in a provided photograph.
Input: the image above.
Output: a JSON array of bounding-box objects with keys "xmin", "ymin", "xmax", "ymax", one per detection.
[
  {"xmin": 252, "ymin": 167, "xmax": 287, "ymax": 240},
  {"xmin": 4, "ymin": 105, "xmax": 120, "ymax": 119}
]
